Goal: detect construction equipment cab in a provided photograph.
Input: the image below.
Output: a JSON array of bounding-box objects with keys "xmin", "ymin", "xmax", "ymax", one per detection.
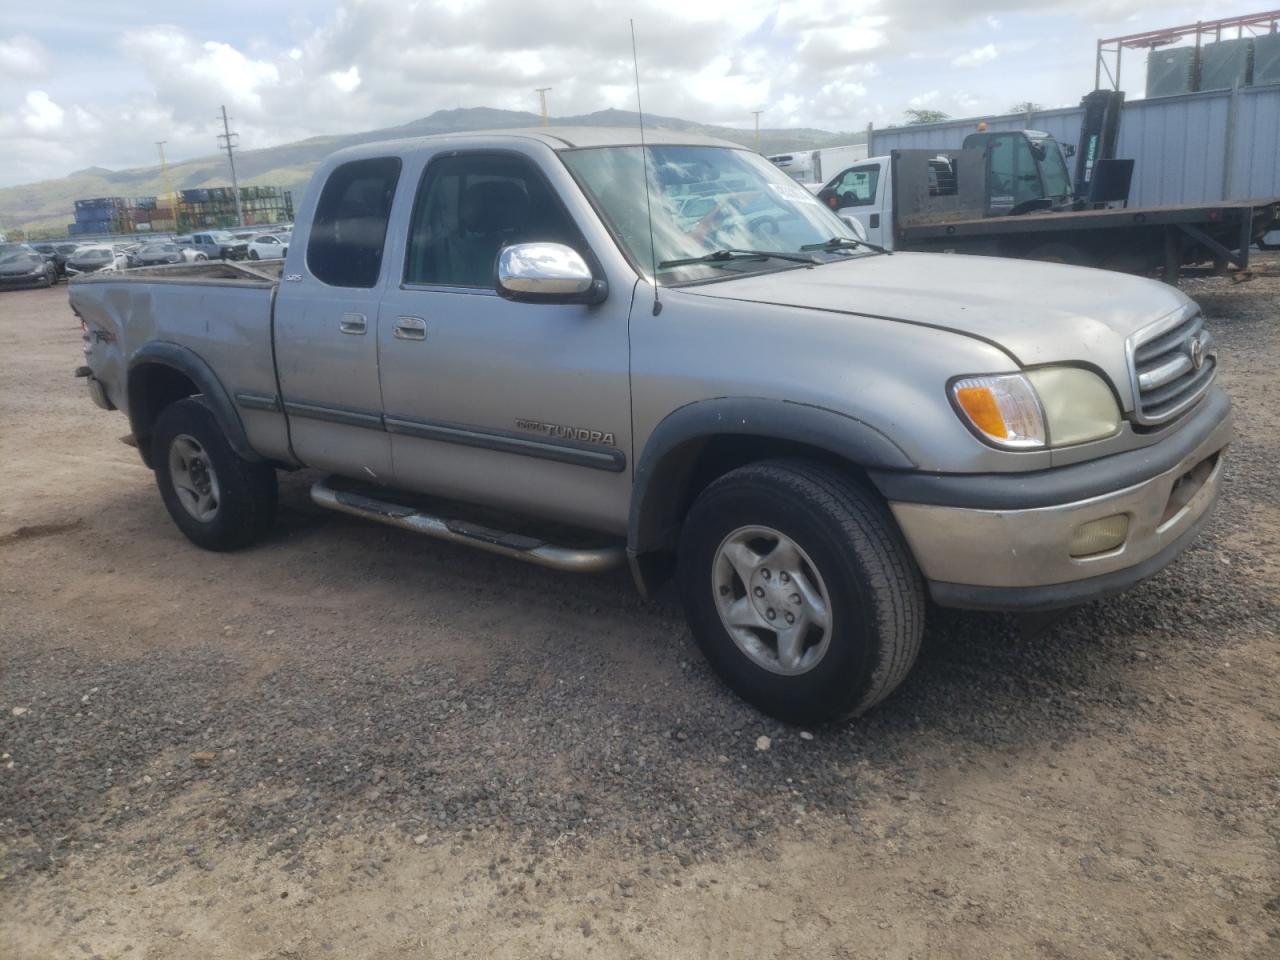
[{"xmin": 960, "ymin": 130, "xmax": 1075, "ymax": 215}]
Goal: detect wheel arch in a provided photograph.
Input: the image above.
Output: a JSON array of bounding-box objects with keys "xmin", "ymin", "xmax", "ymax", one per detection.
[
  {"xmin": 126, "ymin": 342, "xmax": 258, "ymax": 468},
  {"xmin": 627, "ymin": 398, "xmax": 915, "ymax": 594}
]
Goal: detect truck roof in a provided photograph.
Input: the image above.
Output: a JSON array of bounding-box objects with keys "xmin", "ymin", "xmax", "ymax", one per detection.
[{"xmin": 326, "ymin": 126, "xmax": 745, "ymax": 163}]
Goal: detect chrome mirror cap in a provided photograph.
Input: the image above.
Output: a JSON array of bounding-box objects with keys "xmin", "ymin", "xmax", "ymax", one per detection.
[{"xmin": 496, "ymin": 243, "xmax": 605, "ymax": 304}]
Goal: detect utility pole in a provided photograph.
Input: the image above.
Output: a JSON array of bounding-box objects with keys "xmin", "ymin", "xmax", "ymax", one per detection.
[
  {"xmin": 535, "ymin": 87, "xmax": 552, "ymax": 126},
  {"xmin": 216, "ymin": 105, "xmax": 244, "ymax": 227},
  {"xmin": 155, "ymin": 141, "xmax": 178, "ymax": 232},
  {"xmin": 751, "ymin": 110, "xmax": 763, "ymax": 152}
]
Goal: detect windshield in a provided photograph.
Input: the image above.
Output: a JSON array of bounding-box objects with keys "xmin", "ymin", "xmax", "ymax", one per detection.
[
  {"xmin": 0, "ymin": 249, "xmax": 40, "ymax": 266},
  {"xmin": 78, "ymin": 248, "xmax": 111, "ymax": 260},
  {"xmin": 561, "ymin": 145, "xmax": 867, "ymax": 283},
  {"xmin": 209, "ymin": 232, "xmax": 235, "ymax": 242}
]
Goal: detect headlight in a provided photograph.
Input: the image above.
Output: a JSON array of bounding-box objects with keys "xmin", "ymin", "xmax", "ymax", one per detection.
[
  {"xmin": 951, "ymin": 367, "xmax": 1120, "ymax": 450},
  {"xmin": 1025, "ymin": 367, "xmax": 1120, "ymax": 446}
]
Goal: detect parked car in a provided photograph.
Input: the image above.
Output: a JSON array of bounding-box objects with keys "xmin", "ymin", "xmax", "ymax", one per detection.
[
  {"xmin": 247, "ymin": 232, "xmax": 290, "ymax": 260},
  {"xmin": 65, "ymin": 245, "xmax": 126, "ymax": 276},
  {"xmin": 30, "ymin": 241, "xmax": 84, "ymax": 278},
  {"xmin": 0, "ymin": 244, "xmax": 58, "ymax": 289},
  {"xmin": 71, "ymin": 128, "xmax": 1232, "ymax": 723},
  {"xmin": 190, "ymin": 231, "xmax": 249, "ymax": 261},
  {"xmin": 131, "ymin": 242, "xmax": 188, "ymax": 267}
]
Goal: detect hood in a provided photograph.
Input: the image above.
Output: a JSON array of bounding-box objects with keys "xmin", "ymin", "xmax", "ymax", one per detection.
[
  {"xmin": 683, "ymin": 251, "xmax": 1192, "ymax": 400},
  {"xmin": 0, "ymin": 260, "xmax": 44, "ymax": 276}
]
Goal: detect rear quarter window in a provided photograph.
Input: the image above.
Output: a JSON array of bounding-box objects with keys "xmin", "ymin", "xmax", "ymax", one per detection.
[{"xmin": 307, "ymin": 157, "xmax": 402, "ymax": 288}]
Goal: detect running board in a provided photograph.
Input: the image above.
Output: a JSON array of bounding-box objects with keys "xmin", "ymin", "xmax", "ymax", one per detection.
[{"xmin": 310, "ymin": 478, "xmax": 625, "ymax": 573}]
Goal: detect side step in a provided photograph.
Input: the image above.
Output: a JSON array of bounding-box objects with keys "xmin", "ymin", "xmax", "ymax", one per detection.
[{"xmin": 310, "ymin": 477, "xmax": 626, "ymax": 573}]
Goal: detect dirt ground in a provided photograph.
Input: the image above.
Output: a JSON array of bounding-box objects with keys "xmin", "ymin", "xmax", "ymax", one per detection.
[{"xmin": 1, "ymin": 261, "xmax": 1278, "ymax": 960}]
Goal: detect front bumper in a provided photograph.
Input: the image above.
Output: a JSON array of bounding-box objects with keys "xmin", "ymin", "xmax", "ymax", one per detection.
[
  {"xmin": 879, "ymin": 389, "xmax": 1232, "ymax": 611},
  {"xmin": 0, "ymin": 272, "xmax": 50, "ymax": 288}
]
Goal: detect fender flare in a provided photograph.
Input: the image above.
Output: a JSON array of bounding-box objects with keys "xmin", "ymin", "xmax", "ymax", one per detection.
[
  {"xmin": 627, "ymin": 396, "xmax": 915, "ymax": 556},
  {"xmin": 126, "ymin": 341, "xmax": 259, "ymax": 466}
]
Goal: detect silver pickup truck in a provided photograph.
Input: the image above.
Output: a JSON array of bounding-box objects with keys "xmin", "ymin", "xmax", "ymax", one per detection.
[{"xmin": 70, "ymin": 127, "xmax": 1231, "ymax": 723}]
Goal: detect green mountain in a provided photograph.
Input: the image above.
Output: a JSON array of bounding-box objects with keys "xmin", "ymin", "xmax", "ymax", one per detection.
[{"xmin": 1, "ymin": 107, "xmax": 863, "ymax": 238}]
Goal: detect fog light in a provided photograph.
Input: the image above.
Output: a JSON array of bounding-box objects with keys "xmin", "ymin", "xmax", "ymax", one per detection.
[{"xmin": 1069, "ymin": 514, "xmax": 1129, "ymax": 558}]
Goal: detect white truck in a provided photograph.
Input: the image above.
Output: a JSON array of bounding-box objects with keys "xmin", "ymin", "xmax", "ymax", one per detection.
[{"xmin": 768, "ymin": 143, "xmax": 868, "ymax": 189}]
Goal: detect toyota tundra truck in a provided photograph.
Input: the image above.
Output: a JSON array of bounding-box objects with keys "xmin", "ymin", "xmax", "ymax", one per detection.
[{"xmin": 69, "ymin": 128, "xmax": 1231, "ymax": 723}]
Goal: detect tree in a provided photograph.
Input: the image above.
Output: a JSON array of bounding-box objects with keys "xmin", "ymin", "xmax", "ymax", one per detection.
[
  {"xmin": 1008, "ymin": 101, "xmax": 1044, "ymax": 115},
  {"xmin": 904, "ymin": 109, "xmax": 950, "ymax": 125}
]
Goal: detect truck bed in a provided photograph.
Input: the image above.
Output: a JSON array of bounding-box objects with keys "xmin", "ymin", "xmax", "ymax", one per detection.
[{"xmin": 71, "ymin": 259, "xmax": 283, "ymax": 287}]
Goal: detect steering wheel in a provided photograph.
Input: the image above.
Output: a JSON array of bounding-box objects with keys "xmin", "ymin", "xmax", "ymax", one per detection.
[{"xmin": 749, "ymin": 215, "xmax": 780, "ymax": 237}]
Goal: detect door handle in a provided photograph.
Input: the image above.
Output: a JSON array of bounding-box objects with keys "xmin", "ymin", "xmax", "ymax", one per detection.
[
  {"xmin": 339, "ymin": 312, "xmax": 367, "ymax": 335},
  {"xmin": 394, "ymin": 316, "xmax": 427, "ymax": 341}
]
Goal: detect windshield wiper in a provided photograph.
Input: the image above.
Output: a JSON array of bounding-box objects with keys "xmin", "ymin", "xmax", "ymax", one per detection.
[
  {"xmin": 799, "ymin": 236, "xmax": 891, "ymax": 255},
  {"xmin": 657, "ymin": 248, "xmax": 820, "ymax": 269}
]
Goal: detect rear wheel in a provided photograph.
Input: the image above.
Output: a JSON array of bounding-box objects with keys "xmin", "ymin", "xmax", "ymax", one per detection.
[
  {"xmin": 677, "ymin": 460, "xmax": 924, "ymax": 723},
  {"xmin": 152, "ymin": 398, "xmax": 277, "ymax": 551}
]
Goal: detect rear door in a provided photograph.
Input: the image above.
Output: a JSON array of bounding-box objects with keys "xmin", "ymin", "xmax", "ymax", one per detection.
[
  {"xmin": 375, "ymin": 146, "xmax": 633, "ymax": 534},
  {"xmin": 273, "ymin": 155, "xmax": 402, "ymax": 480}
]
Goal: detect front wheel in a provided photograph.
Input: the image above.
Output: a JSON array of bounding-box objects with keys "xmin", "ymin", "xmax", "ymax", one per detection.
[
  {"xmin": 152, "ymin": 398, "xmax": 277, "ymax": 551},
  {"xmin": 249, "ymin": 250, "xmax": 259, "ymax": 260},
  {"xmin": 677, "ymin": 460, "xmax": 924, "ymax": 723}
]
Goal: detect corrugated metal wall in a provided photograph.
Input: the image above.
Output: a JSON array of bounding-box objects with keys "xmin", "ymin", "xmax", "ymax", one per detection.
[{"xmin": 868, "ymin": 85, "xmax": 1280, "ymax": 206}]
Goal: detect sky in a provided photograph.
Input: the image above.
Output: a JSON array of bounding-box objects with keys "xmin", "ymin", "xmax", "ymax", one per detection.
[{"xmin": 0, "ymin": 0, "xmax": 1250, "ymax": 187}]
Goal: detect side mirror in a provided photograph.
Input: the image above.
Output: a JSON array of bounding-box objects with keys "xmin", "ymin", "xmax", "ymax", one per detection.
[
  {"xmin": 496, "ymin": 242, "xmax": 607, "ymax": 305},
  {"xmin": 840, "ymin": 215, "xmax": 868, "ymax": 242}
]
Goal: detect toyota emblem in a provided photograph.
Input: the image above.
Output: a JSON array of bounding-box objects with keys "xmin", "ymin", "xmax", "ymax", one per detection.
[{"xmin": 1190, "ymin": 334, "xmax": 1206, "ymax": 370}]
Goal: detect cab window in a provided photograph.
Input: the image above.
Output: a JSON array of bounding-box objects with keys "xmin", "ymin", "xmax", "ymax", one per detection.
[
  {"xmin": 307, "ymin": 156, "xmax": 402, "ymax": 288},
  {"xmin": 404, "ymin": 153, "xmax": 583, "ymax": 289},
  {"xmin": 832, "ymin": 166, "xmax": 879, "ymax": 207}
]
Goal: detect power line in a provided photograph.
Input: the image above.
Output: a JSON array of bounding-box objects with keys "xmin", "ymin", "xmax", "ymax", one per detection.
[
  {"xmin": 216, "ymin": 105, "xmax": 244, "ymax": 227},
  {"xmin": 751, "ymin": 110, "xmax": 763, "ymax": 151},
  {"xmin": 535, "ymin": 87, "xmax": 552, "ymax": 127}
]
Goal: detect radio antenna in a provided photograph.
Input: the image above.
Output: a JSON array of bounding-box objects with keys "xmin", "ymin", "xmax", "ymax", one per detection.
[{"xmin": 630, "ymin": 19, "xmax": 662, "ymax": 316}]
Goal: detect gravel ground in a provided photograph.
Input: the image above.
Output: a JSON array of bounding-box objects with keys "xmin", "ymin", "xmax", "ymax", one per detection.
[{"xmin": 1, "ymin": 261, "xmax": 1278, "ymax": 959}]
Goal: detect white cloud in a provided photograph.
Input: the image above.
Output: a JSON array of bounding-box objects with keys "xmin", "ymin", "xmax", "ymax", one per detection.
[
  {"xmin": 0, "ymin": 35, "xmax": 47, "ymax": 76},
  {"xmin": 21, "ymin": 91, "xmax": 64, "ymax": 133},
  {"xmin": 952, "ymin": 44, "xmax": 998, "ymax": 68},
  {"xmin": 329, "ymin": 65, "xmax": 361, "ymax": 92}
]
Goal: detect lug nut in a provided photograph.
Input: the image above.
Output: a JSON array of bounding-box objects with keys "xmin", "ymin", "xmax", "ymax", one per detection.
[
  {"xmin": 766, "ymin": 608, "xmax": 776, "ymax": 620},
  {"xmin": 761, "ymin": 568, "xmax": 771, "ymax": 580},
  {"xmin": 753, "ymin": 586, "xmax": 765, "ymax": 598},
  {"xmin": 790, "ymin": 593, "xmax": 801, "ymax": 604},
  {"xmin": 780, "ymin": 572, "xmax": 790, "ymax": 583},
  {"xmin": 784, "ymin": 612, "xmax": 795, "ymax": 624}
]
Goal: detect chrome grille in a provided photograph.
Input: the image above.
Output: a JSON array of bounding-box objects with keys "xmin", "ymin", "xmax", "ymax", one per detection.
[{"xmin": 1127, "ymin": 308, "xmax": 1216, "ymax": 427}]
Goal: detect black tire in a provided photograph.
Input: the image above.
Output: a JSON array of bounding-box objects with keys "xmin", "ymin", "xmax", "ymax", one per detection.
[
  {"xmin": 249, "ymin": 250, "xmax": 259, "ymax": 260},
  {"xmin": 152, "ymin": 397, "xmax": 277, "ymax": 551},
  {"xmin": 677, "ymin": 460, "xmax": 924, "ymax": 723}
]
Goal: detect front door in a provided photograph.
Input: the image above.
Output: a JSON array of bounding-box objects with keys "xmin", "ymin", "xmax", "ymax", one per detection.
[
  {"xmin": 377, "ymin": 148, "xmax": 633, "ymax": 534},
  {"xmin": 832, "ymin": 163, "xmax": 885, "ymax": 245},
  {"xmin": 274, "ymin": 155, "xmax": 402, "ymax": 481}
]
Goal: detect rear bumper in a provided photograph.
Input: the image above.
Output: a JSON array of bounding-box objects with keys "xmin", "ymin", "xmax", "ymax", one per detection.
[{"xmin": 881, "ymin": 390, "xmax": 1232, "ymax": 611}]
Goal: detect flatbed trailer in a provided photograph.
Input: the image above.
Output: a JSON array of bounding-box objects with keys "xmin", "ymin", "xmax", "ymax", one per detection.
[
  {"xmin": 824, "ymin": 147, "xmax": 1279, "ymax": 282},
  {"xmin": 897, "ymin": 199, "xmax": 1279, "ymax": 282},
  {"xmin": 890, "ymin": 150, "xmax": 1279, "ymax": 282}
]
